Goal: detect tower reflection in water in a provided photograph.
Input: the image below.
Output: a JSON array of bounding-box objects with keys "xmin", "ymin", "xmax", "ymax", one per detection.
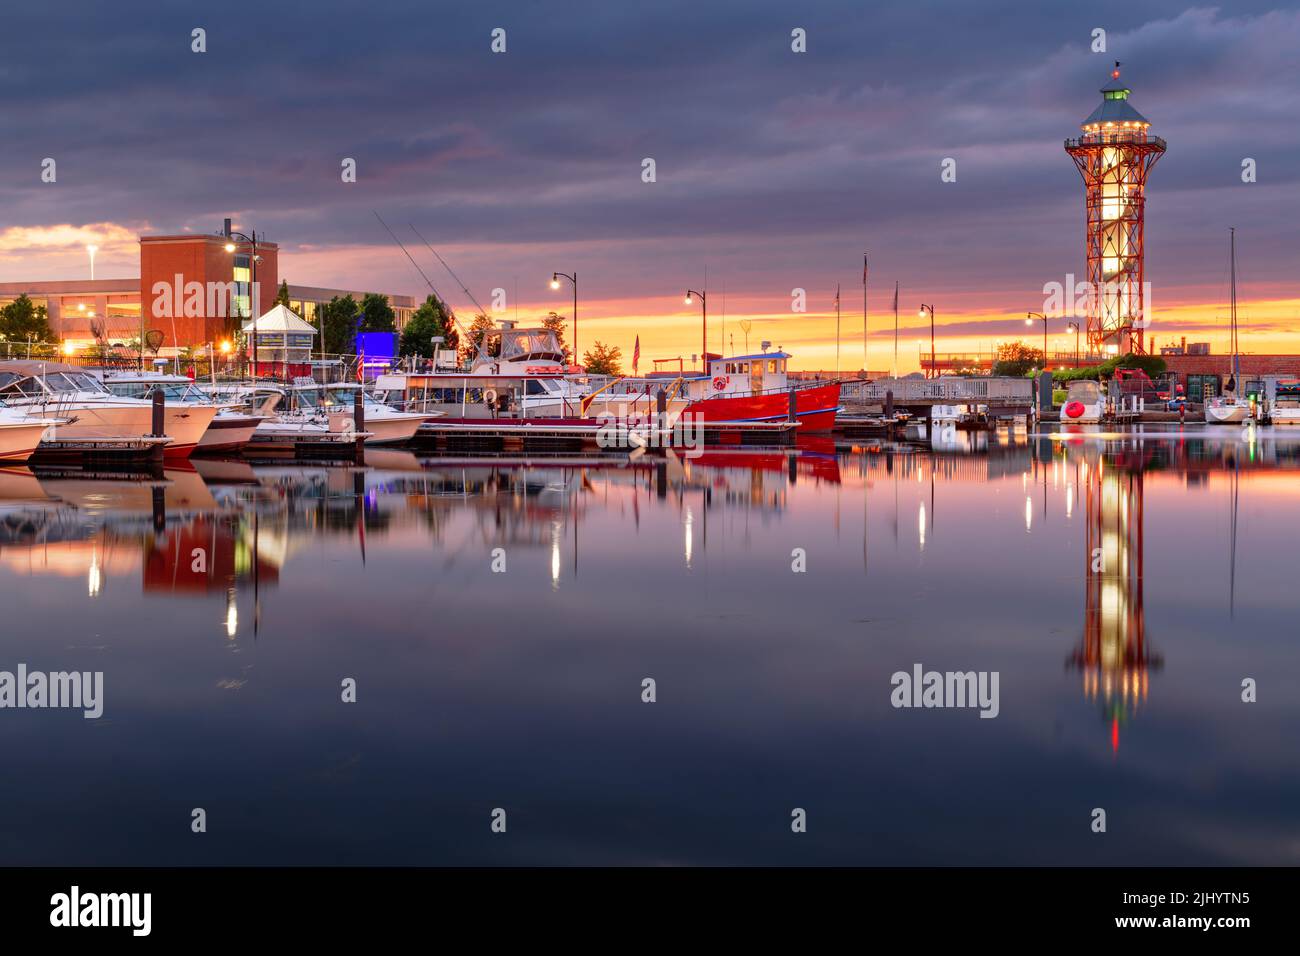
[{"xmin": 1066, "ymin": 444, "xmax": 1162, "ymax": 751}]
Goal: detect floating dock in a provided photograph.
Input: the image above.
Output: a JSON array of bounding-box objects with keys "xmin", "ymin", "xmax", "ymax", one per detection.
[{"xmin": 29, "ymin": 435, "xmax": 170, "ymax": 469}]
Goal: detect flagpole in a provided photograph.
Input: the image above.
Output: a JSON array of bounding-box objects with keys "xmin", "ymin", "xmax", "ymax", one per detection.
[
  {"xmin": 835, "ymin": 284, "xmax": 841, "ymax": 377},
  {"xmin": 862, "ymin": 253, "xmax": 868, "ymax": 379},
  {"xmin": 893, "ymin": 281, "xmax": 899, "ymax": 379}
]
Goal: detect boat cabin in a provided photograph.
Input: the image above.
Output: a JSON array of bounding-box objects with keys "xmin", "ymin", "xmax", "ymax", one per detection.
[{"xmin": 692, "ymin": 352, "xmax": 790, "ymax": 400}]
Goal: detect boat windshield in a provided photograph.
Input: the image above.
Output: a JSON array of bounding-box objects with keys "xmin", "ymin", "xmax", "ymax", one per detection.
[
  {"xmin": 43, "ymin": 372, "xmax": 108, "ymax": 394},
  {"xmin": 1067, "ymin": 380, "xmax": 1101, "ymax": 402},
  {"xmin": 105, "ymin": 380, "xmax": 197, "ymax": 401}
]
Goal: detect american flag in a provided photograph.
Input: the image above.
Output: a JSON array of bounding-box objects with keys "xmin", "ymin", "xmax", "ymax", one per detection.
[{"xmin": 632, "ymin": 334, "xmax": 640, "ymax": 373}]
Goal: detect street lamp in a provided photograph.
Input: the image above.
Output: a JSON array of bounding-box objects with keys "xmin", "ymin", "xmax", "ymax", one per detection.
[
  {"xmin": 550, "ymin": 271, "xmax": 577, "ymax": 363},
  {"xmin": 1026, "ymin": 312, "xmax": 1047, "ymax": 368},
  {"xmin": 1066, "ymin": 321, "xmax": 1080, "ymax": 365},
  {"xmin": 918, "ymin": 304, "xmax": 935, "ymax": 379},
  {"xmin": 686, "ymin": 290, "xmax": 707, "ymax": 372},
  {"xmin": 223, "ymin": 224, "xmax": 261, "ymax": 376}
]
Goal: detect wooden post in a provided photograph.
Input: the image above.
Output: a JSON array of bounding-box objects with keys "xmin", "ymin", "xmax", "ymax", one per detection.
[
  {"xmin": 353, "ymin": 389, "xmax": 366, "ymax": 463},
  {"xmin": 151, "ymin": 388, "xmax": 165, "ymax": 437},
  {"xmin": 788, "ymin": 387, "xmax": 797, "ymax": 422}
]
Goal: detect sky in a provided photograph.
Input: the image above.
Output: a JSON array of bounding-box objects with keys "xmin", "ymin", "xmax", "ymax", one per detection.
[{"xmin": 1, "ymin": 0, "xmax": 1298, "ymax": 370}]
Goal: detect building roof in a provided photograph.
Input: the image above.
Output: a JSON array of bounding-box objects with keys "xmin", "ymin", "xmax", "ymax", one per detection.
[
  {"xmin": 241, "ymin": 304, "xmax": 318, "ymax": 335},
  {"xmin": 711, "ymin": 352, "xmax": 791, "ymax": 362},
  {"xmin": 1081, "ymin": 64, "xmax": 1151, "ymax": 128}
]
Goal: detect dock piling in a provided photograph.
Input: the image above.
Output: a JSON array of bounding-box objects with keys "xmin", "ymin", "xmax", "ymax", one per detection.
[{"xmin": 353, "ymin": 390, "xmax": 366, "ymax": 463}]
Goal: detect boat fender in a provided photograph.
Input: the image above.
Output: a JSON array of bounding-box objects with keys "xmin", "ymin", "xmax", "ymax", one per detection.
[{"xmin": 1064, "ymin": 401, "xmax": 1085, "ymax": 419}]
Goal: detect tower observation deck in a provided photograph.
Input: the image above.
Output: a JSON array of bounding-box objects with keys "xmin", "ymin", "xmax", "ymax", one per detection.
[{"xmin": 1065, "ymin": 63, "xmax": 1166, "ymax": 355}]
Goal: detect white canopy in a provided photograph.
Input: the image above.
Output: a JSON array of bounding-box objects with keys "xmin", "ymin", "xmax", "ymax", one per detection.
[{"xmin": 241, "ymin": 304, "xmax": 318, "ymax": 336}]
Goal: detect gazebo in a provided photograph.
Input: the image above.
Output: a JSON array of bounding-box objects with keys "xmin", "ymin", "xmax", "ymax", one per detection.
[{"xmin": 241, "ymin": 304, "xmax": 318, "ymax": 374}]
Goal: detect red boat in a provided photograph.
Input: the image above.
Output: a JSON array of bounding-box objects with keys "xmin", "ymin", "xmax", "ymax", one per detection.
[{"xmin": 681, "ymin": 351, "xmax": 841, "ymax": 432}]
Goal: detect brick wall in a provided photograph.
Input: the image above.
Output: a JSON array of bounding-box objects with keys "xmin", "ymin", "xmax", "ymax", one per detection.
[{"xmin": 1162, "ymin": 354, "xmax": 1300, "ymax": 388}]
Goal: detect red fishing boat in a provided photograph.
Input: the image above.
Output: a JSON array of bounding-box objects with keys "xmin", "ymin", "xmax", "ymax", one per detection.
[{"xmin": 680, "ymin": 352, "xmax": 841, "ymax": 432}]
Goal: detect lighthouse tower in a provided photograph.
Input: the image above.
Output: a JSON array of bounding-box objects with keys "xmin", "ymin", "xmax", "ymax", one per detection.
[{"xmin": 1065, "ymin": 63, "xmax": 1166, "ymax": 355}]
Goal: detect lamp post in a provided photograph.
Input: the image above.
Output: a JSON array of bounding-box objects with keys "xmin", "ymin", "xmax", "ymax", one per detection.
[
  {"xmin": 685, "ymin": 290, "xmax": 707, "ymax": 372},
  {"xmin": 550, "ymin": 272, "xmax": 577, "ymax": 365},
  {"xmin": 918, "ymin": 304, "xmax": 935, "ymax": 379},
  {"xmin": 1026, "ymin": 312, "xmax": 1047, "ymax": 369},
  {"xmin": 223, "ymin": 224, "xmax": 261, "ymax": 377},
  {"xmin": 1066, "ymin": 321, "xmax": 1080, "ymax": 365}
]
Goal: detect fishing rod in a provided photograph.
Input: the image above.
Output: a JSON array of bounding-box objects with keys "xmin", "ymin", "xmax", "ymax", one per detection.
[
  {"xmin": 408, "ymin": 223, "xmax": 493, "ymax": 320},
  {"xmin": 372, "ymin": 211, "xmax": 487, "ymax": 363}
]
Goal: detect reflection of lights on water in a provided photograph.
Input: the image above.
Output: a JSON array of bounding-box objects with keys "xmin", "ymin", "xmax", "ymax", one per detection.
[
  {"xmin": 225, "ymin": 589, "xmax": 238, "ymax": 639},
  {"xmin": 918, "ymin": 503, "xmax": 926, "ymax": 550},
  {"xmin": 1066, "ymin": 482, "xmax": 1074, "ymax": 518},
  {"xmin": 684, "ymin": 507, "xmax": 694, "ymax": 567},
  {"xmin": 1024, "ymin": 496, "xmax": 1032, "ymax": 531},
  {"xmin": 87, "ymin": 557, "xmax": 101, "ymax": 598},
  {"xmin": 550, "ymin": 519, "xmax": 562, "ymax": 589}
]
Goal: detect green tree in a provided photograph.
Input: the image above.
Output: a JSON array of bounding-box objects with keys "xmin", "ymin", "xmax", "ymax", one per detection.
[
  {"xmin": 461, "ymin": 313, "xmax": 498, "ymax": 362},
  {"xmin": 582, "ymin": 341, "xmax": 623, "ymax": 376},
  {"xmin": 319, "ymin": 294, "xmax": 359, "ymax": 356},
  {"xmin": 991, "ymin": 341, "xmax": 1043, "ymax": 377},
  {"xmin": 0, "ymin": 294, "xmax": 58, "ymax": 348},
  {"xmin": 399, "ymin": 295, "xmax": 459, "ymax": 357},
  {"xmin": 274, "ymin": 280, "xmax": 291, "ymax": 308},
  {"xmin": 358, "ymin": 292, "xmax": 397, "ymax": 333},
  {"xmin": 541, "ymin": 311, "xmax": 573, "ymax": 364}
]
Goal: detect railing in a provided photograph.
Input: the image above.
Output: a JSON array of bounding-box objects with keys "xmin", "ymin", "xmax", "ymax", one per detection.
[
  {"xmin": 843, "ymin": 377, "xmax": 1035, "ymax": 403},
  {"xmin": 1065, "ymin": 133, "xmax": 1167, "ymax": 149}
]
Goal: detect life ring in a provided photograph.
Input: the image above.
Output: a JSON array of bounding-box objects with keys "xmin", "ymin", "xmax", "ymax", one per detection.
[
  {"xmin": 1063, "ymin": 401, "xmax": 1086, "ymax": 419},
  {"xmin": 712, "ymin": 376, "xmax": 728, "ymax": 391},
  {"xmin": 482, "ymin": 388, "xmax": 498, "ymax": 404}
]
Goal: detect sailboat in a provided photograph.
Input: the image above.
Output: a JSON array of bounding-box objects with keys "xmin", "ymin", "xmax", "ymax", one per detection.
[{"xmin": 1205, "ymin": 228, "xmax": 1252, "ymax": 424}]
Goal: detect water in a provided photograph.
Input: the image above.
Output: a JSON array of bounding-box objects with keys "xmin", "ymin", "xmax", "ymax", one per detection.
[{"xmin": 0, "ymin": 428, "xmax": 1296, "ymax": 865}]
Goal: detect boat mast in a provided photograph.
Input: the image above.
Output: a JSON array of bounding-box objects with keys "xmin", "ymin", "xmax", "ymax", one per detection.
[{"xmin": 1230, "ymin": 227, "xmax": 1239, "ymax": 387}]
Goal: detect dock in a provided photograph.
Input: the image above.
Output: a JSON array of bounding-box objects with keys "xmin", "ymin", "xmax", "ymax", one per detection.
[{"xmin": 29, "ymin": 435, "xmax": 170, "ymax": 469}]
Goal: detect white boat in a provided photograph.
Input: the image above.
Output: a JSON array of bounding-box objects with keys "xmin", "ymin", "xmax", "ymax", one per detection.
[
  {"xmin": 1208, "ymin": 228, "xmax": 1253, "ymax": 425},
  {"xmin": 281, "ymin": 381, "xmax": 427, "ymax": 444},
  {"xmin": 1058, "ymin": 380, "xmax": 1106, "ymax": 423},
  {"xmin": 0, "ymin": 405, "xmax": 59, "ymax": 462},
  {"xmin": 1267, "ymin": 380, "xmax": 1300, "ymax": 424},
  {"xmin": 0, "ymin": 361, "xmax": 216, "ymax": 456},
  {"xmin": 101, "ymin": 372, "xmax": 266, "ymax": 452}
]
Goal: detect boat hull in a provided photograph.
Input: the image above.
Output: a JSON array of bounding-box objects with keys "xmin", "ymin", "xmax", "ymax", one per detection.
[
  {"xmin": 37, "ymin": 404, "xmax": 215, "ymax": 456},
  {"xmin": 0, "ymin": 420, "xmax": 54, "ymax": 461},
  {"xmin": 683, "ymin": 383, "xmax": 841, "ymax": 432},
  {"xmin": 196, "ymin": 415, "xmax": 264, "ymax": 453},
  {"xmin": 1206, "ymin": 402, "xmax": 1251, "ymax": 424}
]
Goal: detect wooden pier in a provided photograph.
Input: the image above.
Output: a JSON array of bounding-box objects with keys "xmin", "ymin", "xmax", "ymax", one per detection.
[{"xmin": 29, "ymin": 435, "xmax": 170, "ymax": 469}]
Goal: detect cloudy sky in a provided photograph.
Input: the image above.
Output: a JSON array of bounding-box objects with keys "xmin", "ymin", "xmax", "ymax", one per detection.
[{"xmin": 1, "ymin": 0, "xmax": 1297, "ymax": 368}]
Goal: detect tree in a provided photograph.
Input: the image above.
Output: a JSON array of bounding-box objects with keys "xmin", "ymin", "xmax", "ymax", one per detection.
[
  {"xmin": 0, "ymin": 294, "xmax": 58, "ymax": 347},
  {"xmin": 991, "ymin": 341, "xmax": 1044, "ymax": 377},
  {"xmin": 357, "ymin": 292, "xmax": 396, "ymax": 333},
  {"xmin": 461, "ymin": 313, "xmax": 497, "ymax": 362},
  {"xmin": 319, "ymin": 294, "xmax": 359, "ymax": 356},
  {"xmin": 399, "ymin": 295, "xmax": 459, "ymax": 358},
  {"xmin": 274, "ymin": 280, "xmax": 291, "ymax": 308},
  {"xmin": 582, "ymin": 341, "xmax": 623, "ymax": 376},
  {"xmin": 541, "ymin": 311, "xmax": 572, "ymax": 364}
]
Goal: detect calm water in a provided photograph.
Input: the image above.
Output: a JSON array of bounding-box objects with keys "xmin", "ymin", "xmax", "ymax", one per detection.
[{"xmin": 1, "ymin": 427, "xmax": 1297, "ymax": 865}]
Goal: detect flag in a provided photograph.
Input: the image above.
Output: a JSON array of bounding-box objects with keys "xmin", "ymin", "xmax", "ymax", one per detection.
[
  {"xmin": 633, "ymin": 335, "xmax": 640, "ymax": 374},
  {"xmin": 833, "ymin": 285, "xmax": 840, "ymax": 309},
  {"xmin": 892, "ymin": 282, "xmax": 898, "ymax": 313},
  {"xmin": 863, "ymin": 254, "xmax": 868, "ymax": 284}
]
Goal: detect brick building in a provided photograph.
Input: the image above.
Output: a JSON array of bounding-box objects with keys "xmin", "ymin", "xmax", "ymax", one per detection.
[{"xmin": 0, "ymin": 229, "xmax": 416, "ymax": 356}]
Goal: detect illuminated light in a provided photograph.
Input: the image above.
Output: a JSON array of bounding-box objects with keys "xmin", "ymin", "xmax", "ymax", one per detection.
[
  {"xmin": 62, "ymin": 341, "xmax": 76, "ymax": 356},
  {"xmin": 219, "ymin": 340, "xmax": 233, "ymax": 354},
  {"xmin": 87, "ymin": 559, "xmax": 101, "ymax": 598},
  {"xmin": 684, "ymin": 508, "xmax": 694, "ymax": 566},
  {"xmin": 224, "ymin": 242, "xmax": 236, "ymax": 253},
  {"xmin": 1066, "ymin": 482, "xmax": 1073, "ymax": 518},
  {"xmin": 550, "ymin": 520, "xmax": 562, "ymax": 589},
  {"xmin": 550, "ymin": 280, "xmax": 560, "ymax": 290},
  {"xmin": 225, "ymin": 594, "xmax": 238, "ymax": 639},
  {"xmin": 918, "ymin": 503, "xmax": 926, "ymax": 550},
  {"xmin": 1024, "ymin": 496, "xmax": 1032, "ymax": 531},
  {"xmin": 77, "ymin": 303, "xmax": 86, "ymax": 312}
]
